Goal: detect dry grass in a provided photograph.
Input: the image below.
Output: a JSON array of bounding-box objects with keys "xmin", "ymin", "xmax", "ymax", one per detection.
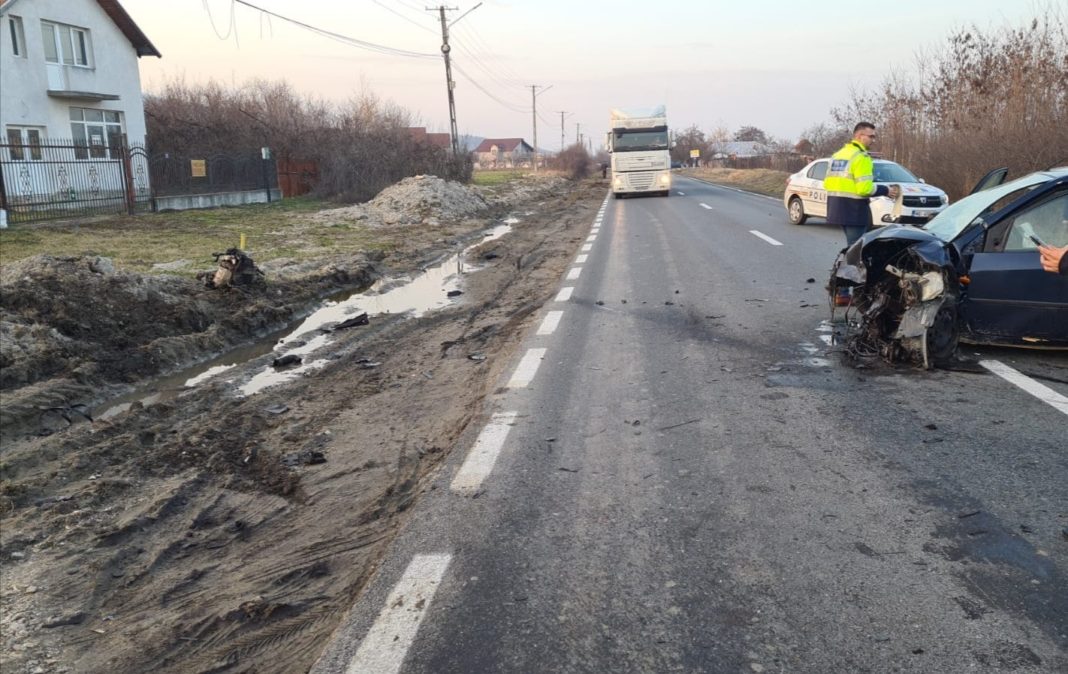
[
  {"xmin": 679, "ymin": 167, "xmax": 789, "ymax": 197},
  {"xmin": 0, "ymin": 196, "xmax": 396, "ymax": 275}
]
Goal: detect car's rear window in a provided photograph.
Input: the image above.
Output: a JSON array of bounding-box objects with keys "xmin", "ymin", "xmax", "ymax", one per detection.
[{"xmin": 806, "ymin": 162, "xmax": 828, "ymax": 181}]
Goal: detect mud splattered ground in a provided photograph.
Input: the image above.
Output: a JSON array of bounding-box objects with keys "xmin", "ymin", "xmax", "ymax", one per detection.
[{"xmin": 0, "ymin": 177, "xmax": 605, "ymax": 673}]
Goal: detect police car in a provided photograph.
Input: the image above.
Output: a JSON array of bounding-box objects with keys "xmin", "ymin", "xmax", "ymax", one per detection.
[{"xmin": 784, "ymin": 158, "xmax": 949, "ymax": 226}]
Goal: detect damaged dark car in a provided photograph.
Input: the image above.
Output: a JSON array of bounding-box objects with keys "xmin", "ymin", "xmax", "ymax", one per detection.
[{"xmin": 831, "ymin": 167, "xmax": 1068, "ymax": 368}]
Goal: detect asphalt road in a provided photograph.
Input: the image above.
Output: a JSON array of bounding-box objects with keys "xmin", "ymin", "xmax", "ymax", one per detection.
[{"xmin": 313, "ymin": 176, "xmax": 1068, "ymax": 674}]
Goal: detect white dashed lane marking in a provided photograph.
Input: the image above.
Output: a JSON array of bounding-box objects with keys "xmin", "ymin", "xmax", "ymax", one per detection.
[
  {"xmin": 749, "ymin": 230, "xmax": 783, "ymax": 246},
  {"xmin": 981, "ymin": 360, "xmax": 1068, "ymax": 416},
  {"xmin": 575, "ymin": 254, "xmax": 588, "ymax": 263},
  {"xmin": 450, "ymin": 411, "xmax": 519, "ymax": 492},
  {"xmin": 700, "ymin": 203, "xmax": 713, "ymax": 210},
  {"xmin": 346, "ymin": 554, "xmax": 451, "ymax": 674},
  {"xmin": 555, "ymin": 287, "xmax": 574, "ymax": 302},
  {"xmin": 537, "ymin": 310, "xmax": 564, "ymax": 336},
  {"xmin": 566, "ymin": 267, "xmax": 582, "ymax": 280},
  {"xmin": 507, "ymin": 348, "xmax": 547, "ymax": 388},
  {"xmin": 677, "ymin": 191, "xmax": 685, "ymax": 195}
]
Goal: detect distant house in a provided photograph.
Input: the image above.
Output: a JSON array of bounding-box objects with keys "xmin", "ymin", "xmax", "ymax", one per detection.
[
  {"xmin": 405, "ymin": 127, "xmax": 452, "ymax": 150},
  {"xmin": 712, "ymin": 141, "xmax": 771, "ymax": 160},
  {"xmin": 474, "ymin": 138, "xmax": 534, "ymax": 168},
  {"xmin": 0, "ymin": 0, "xmax": 160, "ymax": 222}
]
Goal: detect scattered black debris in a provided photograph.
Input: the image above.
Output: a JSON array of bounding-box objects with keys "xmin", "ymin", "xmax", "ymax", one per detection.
[
  {"xmin": 468, "ymin": 353, "xmax": 487, "ymax": 362},
  {"xmin": 264, "ymin": 404, "xmax": 289, "ymax": 415},
  {"xmin": 665, "ymin": 301, "xmax": 675, "ymax": 306},
  {"xmin": 1062, "ymin": 527, "xmax": 1068, "ymax": 541},
  {"xmin": 333, "ymin": 313, "xmax": 370, "ymax": 330},
  {"xmin": 657, "ymin": 419, "xmax": 700, "ymax": 432},
  {"xmin": 481, "ymin": 251, "xmax": 500, "ymax": 260},
  {"xmin": 854, "ymin": 542, "xmax": 878, "ymax": 558},
  {"xmin": 596, "ymin": 300, "xmax": 605, "ymax": 306},
  {"xmin": 958, "ymin": 510, "xmax": 981, "ymax": 519},
  {"xmin": 272, "ymin": 354, "xmax": 302, "ymax": 368},
  {"xmin": 447, "ymin": 290, "xmax": 463, "ymax": 298},
  {"xmin": 355, "ymin": 357, "xmax": 380, "ymax": 369},
  {"xmin": 558, "ymin": 467, "xmax": 579, "ymax": 473},
  {"xmin": 912, "ymin": 649, "xmax": 925, "ymax": 655},
  {"xmin": 705, "ymin": 314, "xmax": 725, "ymax": 319},
  {"xmin": 745, "ymin": 298, "xmax": 769, "ymax": 302},
  {"xmin": 806, "ymin": 278, "xmax": 816, "ymax": 283},
  {"xmin": 1020, "ymin": 524, "xmax": 1035, "ymax": 534},
  {"xmin": 924, "ymin": 423, "xmax": 938, "ymax": 430},
  {"xmin": 282, "ymin": 450, "xmax": 327, "ymax": 467},
  {"xmin": 632, "ymin": 420, "xmax": 641, "ymax": 427},
  {"xmin": 674, "ymin": 289, "xmax": 680, "ymax": 294}
]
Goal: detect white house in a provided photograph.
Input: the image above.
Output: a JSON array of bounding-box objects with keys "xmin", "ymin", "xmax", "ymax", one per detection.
[{"xmin": 0, "ymin": 0, "xmax": 159, "ymax": 223}]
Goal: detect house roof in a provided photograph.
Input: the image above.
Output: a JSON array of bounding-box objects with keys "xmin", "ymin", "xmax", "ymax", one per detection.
[
  {"xmin": 96, "ymin": 0, "xmax": 161, "ymax": 57},
  {"xmin": 0, "ymin": 0, "xmax": 161, "ymax": 57},
  {"xmin": 406, "ymin": 127, "xmax": 452, "ymax": 149},
  {"xmin": 475, "ymin": 138, "xmax": 533, "ymax": 153}
]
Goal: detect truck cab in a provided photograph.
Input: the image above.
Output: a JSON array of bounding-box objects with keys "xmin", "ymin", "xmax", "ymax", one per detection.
[{"xmin": 607, "ymin": 106, "xmax": 672, "ymax": 198}]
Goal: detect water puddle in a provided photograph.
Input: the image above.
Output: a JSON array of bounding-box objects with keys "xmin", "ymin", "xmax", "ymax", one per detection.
[{"xmin": 95, "ymin": 222, "xmax": 514, "ymax": 417}]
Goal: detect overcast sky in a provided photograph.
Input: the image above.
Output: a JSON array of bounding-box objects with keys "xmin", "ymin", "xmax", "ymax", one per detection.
[{"xmin": 122, "ymin": 0, "xmax": 1047, "ymax": 150}]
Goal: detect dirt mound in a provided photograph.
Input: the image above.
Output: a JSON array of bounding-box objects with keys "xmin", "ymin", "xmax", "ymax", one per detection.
[{"xmin": 307, "ymin": 175, "xmax": 489, "ymax": 228}]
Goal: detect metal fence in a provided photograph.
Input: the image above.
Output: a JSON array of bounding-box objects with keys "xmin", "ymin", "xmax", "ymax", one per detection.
[
  {"xmin": 0, "ymin": 139, "xmax": 151, "ymax": 223},
  {"xmin": 0, "ymin": 142, "xmax": 279, "ymax": 223},
  {"xmin": 149, "ymin": 150, "xmax": 277, "ymax": 197}
]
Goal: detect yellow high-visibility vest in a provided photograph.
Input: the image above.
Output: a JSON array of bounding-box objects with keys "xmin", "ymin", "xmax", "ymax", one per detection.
[{"xmin": 824, "ymin": 141, "xmax": 876, "ymax": 199}]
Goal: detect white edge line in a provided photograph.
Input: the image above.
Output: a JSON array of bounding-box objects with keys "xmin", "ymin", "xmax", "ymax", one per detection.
[
  {"xmin": 507, "ymin": 347, "xmax": 548, "ymax": 388},
  {"xmin": 575, "ymin": 254, "xmax": 589, "ymax": 263},
  {"xmin": 749, "ymin": 230, "xmax": 784, "ymax": 246},
  {"xmin": 566, "ymin": 267, "xmax": 582, "ymax": 280},
  {"xmin": 980, "ymin": 360, "xmax": 1068, "ymax": 415},
  {"xmin": 555, "ymin": 286, "xmax": 574, "ymax": 302},
  {"xmin": 581, "ymin": 243, "xmax": 593, "ymax": 252},
  {"xmin": 450, "ymin": 411, "xmax": 519, "ymax": 492},
  {"xmin": 346, "ymin": 553, "xmax": 452, "ymax": 674}
]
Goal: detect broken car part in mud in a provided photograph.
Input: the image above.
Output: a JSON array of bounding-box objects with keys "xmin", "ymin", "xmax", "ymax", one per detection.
[
  {"xmin": 203, "ymin": 248, "xmax": 266, "ymax": 289},
  {"xmin": 831, "ymin": 227, "xmax": 961, "ymax": 369}
]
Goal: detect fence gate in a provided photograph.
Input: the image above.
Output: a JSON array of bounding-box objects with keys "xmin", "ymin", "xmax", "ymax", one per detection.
[{"xmin": 0, "ymin": 139, "xmax": 152, "ymax": 224}]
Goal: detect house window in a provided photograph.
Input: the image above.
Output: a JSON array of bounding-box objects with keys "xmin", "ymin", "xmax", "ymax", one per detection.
[
  {"xmin": 41, "ymin": 21, "xmax": 90, "ymax": 67},
  {"xmin": 6, "ymin": 126, "xmax": 45, "ymax": 161},
  {"xmin": 70, "ymin": 108, "xmax": 124, "ymax": 159},
  {"xmin": 8, "ymin": 15, "xmax": 26, "ymax": 57}
]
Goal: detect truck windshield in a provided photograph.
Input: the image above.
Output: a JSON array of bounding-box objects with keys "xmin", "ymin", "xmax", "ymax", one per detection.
[{"xmin": 613, "ymin": 131, "xmax": 669, "ymax": 151}]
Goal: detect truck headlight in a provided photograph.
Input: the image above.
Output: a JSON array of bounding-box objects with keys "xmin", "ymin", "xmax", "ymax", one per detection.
[{"xmin": 659, "ymin": 173, "xmax": 670, "ymax": 184}]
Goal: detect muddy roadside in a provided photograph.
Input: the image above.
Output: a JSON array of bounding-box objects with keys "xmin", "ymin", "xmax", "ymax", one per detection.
[{"xmin": 0, "ymin": 175, "xmax": 606, "ymax": 673}]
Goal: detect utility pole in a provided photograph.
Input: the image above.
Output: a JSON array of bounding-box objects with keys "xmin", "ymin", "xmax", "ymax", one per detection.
[
  {"xmin": 529, "ymin": 84, "xmax": 551, "ymax": 172},
  {"xmin": 575, "ymin": 122, "xmax": 581, "ymax": 145},
  {"xmin": 428, "ymin": 4, "xmax": 481, "ymax": 156},
  {"xmin": 556, "ymin": 111, "xmax": 569, "ymax": 151}
]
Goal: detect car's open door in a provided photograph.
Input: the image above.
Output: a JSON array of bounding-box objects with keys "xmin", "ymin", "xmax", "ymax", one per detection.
[{"xmin": 969, "ymin": 167, "xmax": 1009, "ymax": 195}]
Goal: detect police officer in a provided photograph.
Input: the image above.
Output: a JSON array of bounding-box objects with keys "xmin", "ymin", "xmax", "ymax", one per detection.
[
  {"xmin": 824, "ymin": 122, "xmax": 900, "ymax": 305},
  {"xmin": 825, "ymin": 122, "xmax": 900, "ymax": 246}
]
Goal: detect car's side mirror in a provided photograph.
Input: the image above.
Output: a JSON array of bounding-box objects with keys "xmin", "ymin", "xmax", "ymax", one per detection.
[{"xmin": 919, "ymin": 178, "xmax": 926, "ymax": 184}]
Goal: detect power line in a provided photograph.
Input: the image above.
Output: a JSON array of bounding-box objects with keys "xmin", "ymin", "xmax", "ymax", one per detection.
[
  {"xmin": 452, "ymin": 63, "xmax": 529, "ymax": 113},
  {"xmin": 230, "ymin": 0, "xmax": 438, "ymax": 59},
  {"xmin": 372, "ymin": 0, "xmax": 437, "ymax": 34}
]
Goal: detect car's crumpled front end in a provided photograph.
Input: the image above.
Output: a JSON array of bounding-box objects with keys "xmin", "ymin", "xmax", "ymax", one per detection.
[{"xmin": 830, "ymin": 226, "xmax": 962, "ymax": 368}]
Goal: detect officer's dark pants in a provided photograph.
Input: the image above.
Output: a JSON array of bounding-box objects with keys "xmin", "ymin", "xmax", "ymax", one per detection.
[{"xmin": 827, "ymin": 196, "xmax": 873, "ymax": 247}]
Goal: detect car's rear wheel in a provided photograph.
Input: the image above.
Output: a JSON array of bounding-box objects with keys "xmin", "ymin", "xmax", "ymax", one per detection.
[{"xmin": 788, "ymin": 196, "xmax": 807, "ymax": 225}]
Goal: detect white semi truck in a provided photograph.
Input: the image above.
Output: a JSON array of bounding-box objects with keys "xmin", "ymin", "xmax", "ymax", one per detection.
[{"xmin": 606, "ymin": 106, "xmax": 672, "ymax": 198}]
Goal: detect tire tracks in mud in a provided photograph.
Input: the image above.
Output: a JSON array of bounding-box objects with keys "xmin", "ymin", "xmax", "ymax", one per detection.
[{"xmin": 0, "ymin": 180, "xmax": 606, "ymax": 674}]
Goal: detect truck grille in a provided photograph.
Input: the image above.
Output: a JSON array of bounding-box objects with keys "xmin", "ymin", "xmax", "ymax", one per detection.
[{"xmin": 628, "ymin": 173, "xmax": 654, "ymax": 189}]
